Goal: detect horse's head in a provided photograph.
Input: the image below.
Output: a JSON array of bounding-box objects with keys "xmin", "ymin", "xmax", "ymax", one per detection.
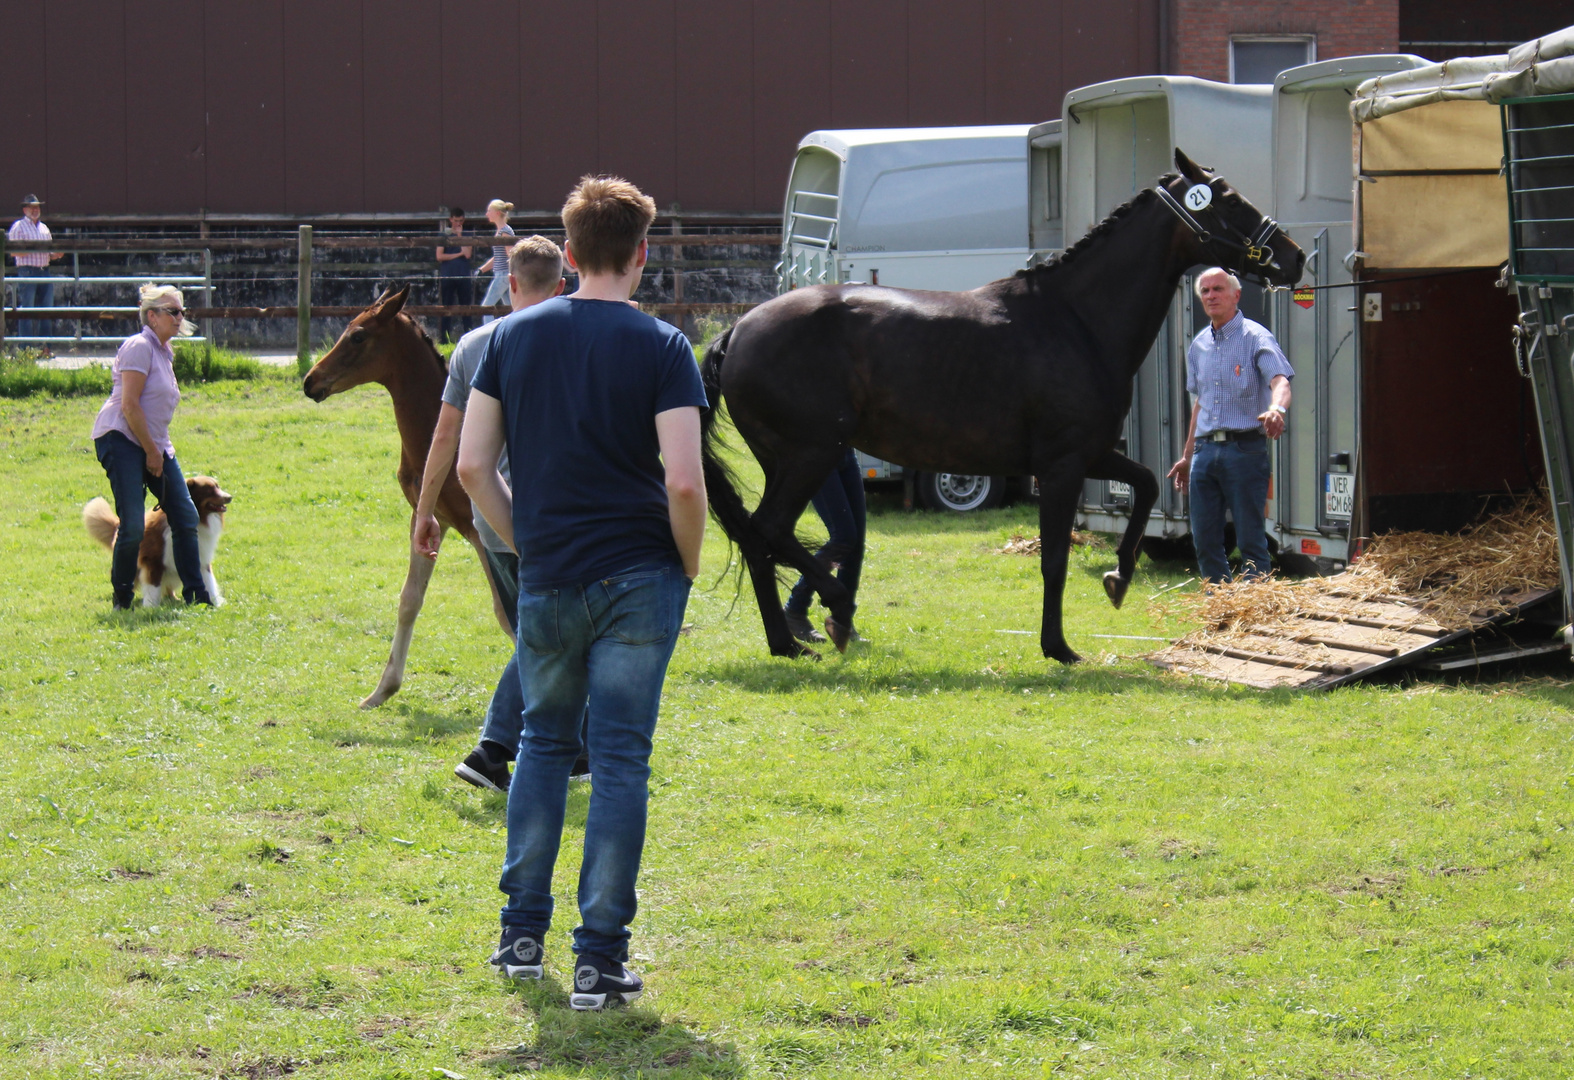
[
  {"xmin": 1164, "ymin": 149, "xmax": 1305, "ymax": 288},
  {"xmin": 302, "ymin": 285, "xmax": 417, "ymax": 402}
]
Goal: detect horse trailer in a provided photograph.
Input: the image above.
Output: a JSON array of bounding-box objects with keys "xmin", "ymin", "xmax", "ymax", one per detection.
[
  {"xmin": 777, "ymin": 122, "xmax": 1064, "ymax": 510},
  {"xmin": 1268, "ymin": 54, "xmax": 1430, "ymax": 573},
  {"xmin": 1060, "ymin": 76, "xmax": 1276, "ymax": 545}
]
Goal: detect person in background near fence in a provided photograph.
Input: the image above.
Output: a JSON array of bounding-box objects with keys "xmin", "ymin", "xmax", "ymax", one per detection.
[
  {"xmin": 411, "ymin": 236, "xmax": 588, "ymax": 792},
  {"xmin": 1167, "ymin": 267, "xmax": 1293, "ymax": 583},
  {"xmin": 783, "ymin": 447, "xmax": 867, "ymax": 644},
  {"xmin": 8, "ymin": 194, "xmax": 63, "ymax": 347},
  {"xmin": 89, "ymin": 285, "xmax": 214, "ymax": 610},
  {"xmin": 476, "ymin": 199, "xmax": 516, "ymax": 325},
  {"xmin": 435, "ymin": 205, "xmax": 475, "ymax": 343},
  {"xmin": 458, "ymin": 175, "xmax": 706, "ymax": 1011}
]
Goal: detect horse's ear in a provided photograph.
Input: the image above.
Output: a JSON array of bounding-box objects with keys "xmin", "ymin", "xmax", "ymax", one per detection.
[
  {"xmin": 372, "ymin": 284, "xmax": 410, "ymax": 321},
  {"xmin": 1174, "ymin": 148, "xmax": 1211, "ymax": 184}
]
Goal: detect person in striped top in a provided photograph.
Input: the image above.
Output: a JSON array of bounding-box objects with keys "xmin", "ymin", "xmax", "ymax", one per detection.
[
  {"xmin": 477, "ymin": 199, "xmax": 516, "ymax": 325},
  {"xmin": 8, "ymin": 194, "xmax": 62, "ymax": 343}
]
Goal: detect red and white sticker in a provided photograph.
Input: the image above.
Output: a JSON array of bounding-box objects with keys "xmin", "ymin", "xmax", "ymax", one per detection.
[{"xmin": 1293, "ymin": 286, "xmax": 1314, "ymax": 309}]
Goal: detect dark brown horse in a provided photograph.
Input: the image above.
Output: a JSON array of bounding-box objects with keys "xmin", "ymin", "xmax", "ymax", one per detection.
[
  {"xmin": 303, "ymin": 285, "xmax": 508, "ymax": 707},
  {"xmin": 702, "ymin": 150, "xmax": 1305, "ymax": 663}
]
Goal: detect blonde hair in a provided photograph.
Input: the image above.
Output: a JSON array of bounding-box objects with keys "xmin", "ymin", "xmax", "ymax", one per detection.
[
  {"xmin": 138, "ymin": 283, "xmax": 195, "ymax": 337},
  {"xmin": 508, "ymin": 235, "xmax": 564, "ymax": 294},
  {"xmin": 487, "ymin": 199, "xmax": 514, "ymax": 221},
  {"xmin": 561, "ymin": 175, "xmax": 656, "ymax": 275},
  {"xmin": 1194, "ymin": 267, "xmax": 1241, "ymax": 298}
]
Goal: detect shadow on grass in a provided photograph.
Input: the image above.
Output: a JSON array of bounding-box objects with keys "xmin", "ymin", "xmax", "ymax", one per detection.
[
  {"xmin": 94, "ymin": 605, "xmax": 190, "ymax": 628},
  {"xmin": 311, "ymin": 707, "xmax": 475, "ymax": 749},
  {"xmin": 479, "ymin": 977, "xmax": 744, "ymax": 1077},
  {"xmin": 684, "ymin": 650, "xmax": 1300, "ymax": 704}
]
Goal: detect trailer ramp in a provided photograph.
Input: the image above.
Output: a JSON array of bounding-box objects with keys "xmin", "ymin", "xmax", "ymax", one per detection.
[{"xmin": 1150, "ymin": 586, "xmax": 1557, "ymax": 690}]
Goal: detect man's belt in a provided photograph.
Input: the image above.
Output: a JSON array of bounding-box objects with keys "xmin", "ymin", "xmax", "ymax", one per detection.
[{"xmin": 1202, "ymin": 428, "xmax": 1264, "ymax": 443}]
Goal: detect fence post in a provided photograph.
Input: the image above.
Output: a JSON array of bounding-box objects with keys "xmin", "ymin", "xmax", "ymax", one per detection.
[
  {"xmin": 296, "ymin": 224, "xmax": 313, "ymax": 376},
  {"xmin": 0, "ymin": 232, "xmax": 7, "ymax": 349}
]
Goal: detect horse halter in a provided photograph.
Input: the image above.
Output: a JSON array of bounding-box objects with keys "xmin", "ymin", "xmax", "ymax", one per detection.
[{"xmin": 1155, "ymin": 179, "xmax": 1282, "ymax": 273}]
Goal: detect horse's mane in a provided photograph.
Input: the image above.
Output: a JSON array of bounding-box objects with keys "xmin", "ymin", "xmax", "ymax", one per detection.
[
  {"xmin": 1015, "ymin": 173, "xmax": 1175, "ymax": 278},
  {"xmin": 397, "ymin": 308, "xmax": 449, "ymax": 374}
]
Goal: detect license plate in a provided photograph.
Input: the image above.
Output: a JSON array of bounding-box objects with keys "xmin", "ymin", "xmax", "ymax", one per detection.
[
  {"xmin": 1325, "ymin": 472, "xmax": 1354, "ymax": 519},
  {"xmin": 1108, "ymin": 480, "xmax": 1131, "ymax": 501}
]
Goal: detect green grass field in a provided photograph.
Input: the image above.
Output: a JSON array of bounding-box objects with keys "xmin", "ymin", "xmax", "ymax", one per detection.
[{"xmin": 2, "ymin": 376, "xmax": 1571, "ymax": 1079}]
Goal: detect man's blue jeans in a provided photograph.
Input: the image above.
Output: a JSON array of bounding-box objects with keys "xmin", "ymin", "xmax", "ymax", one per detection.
[
  {"xmin": 1189, "ymin": 436, "xmax": 1273, "ymax": 583},
  {"xmin": 499, "ymin": 562, "xmax": 690, "ymax": 962},
  {"xmin": 15, "ymin": 266, "xmax": 53, "ymax": 339},
  {"xmin": 93, "ymin": 430, "xmax": 210, "ymax": 604}
]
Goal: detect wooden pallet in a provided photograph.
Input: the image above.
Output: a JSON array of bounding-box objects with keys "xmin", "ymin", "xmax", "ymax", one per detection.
[{"xmin": 1149, "ymin": 588, "xmax": 1557, "ymax": 690}]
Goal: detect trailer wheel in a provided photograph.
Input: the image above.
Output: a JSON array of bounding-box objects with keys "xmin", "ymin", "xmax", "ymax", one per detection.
[{"xmin": 916, "ymin": 472, "xmax": 1006, "ymax": 513}]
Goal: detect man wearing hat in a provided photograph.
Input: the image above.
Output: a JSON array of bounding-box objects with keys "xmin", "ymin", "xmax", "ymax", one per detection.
[{"xmin": 8, "ymin": 195, "xmax": 62, "ymax": 344}]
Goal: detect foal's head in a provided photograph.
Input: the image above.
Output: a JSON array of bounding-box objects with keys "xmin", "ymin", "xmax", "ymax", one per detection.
[{"xmin": 302, "ymin": 285, "xmax": 443, "ymax": 402}]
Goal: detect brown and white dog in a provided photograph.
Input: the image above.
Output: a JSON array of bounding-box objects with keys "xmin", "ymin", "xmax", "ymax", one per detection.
[{"xmin": 83, "ymin": 476, "xmax": 233, "ymax": 607}]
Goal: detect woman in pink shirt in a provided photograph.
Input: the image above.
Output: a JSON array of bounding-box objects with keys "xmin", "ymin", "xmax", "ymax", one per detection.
[{"xmin": 90, "ymin": 285, "xmax": 214, "ymax": 609}]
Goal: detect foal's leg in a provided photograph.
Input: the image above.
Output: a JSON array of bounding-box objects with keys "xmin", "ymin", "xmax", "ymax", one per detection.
[
  {"xmin": 1035, "ymin": 454, "xmax": 1086, "ymax": 664},
  {"xmin": 1083, "ymin": 449, "xmax": 1159, "ymax": 609},
  {"xmin": 362, "ymin": 527, "xmax": 438, "ymax": 708}
]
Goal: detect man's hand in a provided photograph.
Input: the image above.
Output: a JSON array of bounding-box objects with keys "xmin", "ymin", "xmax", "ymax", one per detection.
[
  {"xmin": 1166, "ymin": 456, "xmax": 1190, "ymax": 493},
  {"xmin": 145, "ymin": 448, "xmax": 164, "ymax": 477},
  {"xmin": 1258, "ymin": 406, "xmax": 1286, "ymax": 439},
  {"xmin": 412, "ymin": 512, "xmax": 442, "ymax": 560}
]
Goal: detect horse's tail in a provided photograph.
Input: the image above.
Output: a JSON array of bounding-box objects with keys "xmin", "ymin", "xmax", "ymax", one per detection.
[{"xmin": 699, "ymin": 327, "xmax": 757, "ymax": 555}]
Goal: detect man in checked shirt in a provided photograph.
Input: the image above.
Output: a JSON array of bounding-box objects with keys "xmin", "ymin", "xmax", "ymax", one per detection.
[{"xmin": 1166, "ymin": 267, "xmax": 1293, "ymax": 583}]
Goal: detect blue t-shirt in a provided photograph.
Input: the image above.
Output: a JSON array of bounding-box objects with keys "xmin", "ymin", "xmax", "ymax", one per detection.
[{"xmin": 471, "ymin": 296, "xmax": 708, "ymax": 588}]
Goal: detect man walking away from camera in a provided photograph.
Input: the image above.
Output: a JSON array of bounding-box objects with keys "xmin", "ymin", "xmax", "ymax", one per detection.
[{"xmin": 458, "ymin": 175, "xmax": 706, "ymax": 1011}]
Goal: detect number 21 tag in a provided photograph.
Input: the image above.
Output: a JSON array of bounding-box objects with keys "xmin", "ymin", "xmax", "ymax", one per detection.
[{"xmin": 1184, "ymin": 184, "xmax": 1213, "ymax": 212}]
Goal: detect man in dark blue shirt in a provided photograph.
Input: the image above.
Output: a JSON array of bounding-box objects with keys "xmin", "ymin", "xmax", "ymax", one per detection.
[{"xmin": 458, "ymin": 175, "xmax": 707, "ymax": 1011}]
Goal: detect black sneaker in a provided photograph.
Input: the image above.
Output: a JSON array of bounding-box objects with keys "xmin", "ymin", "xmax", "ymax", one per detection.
[
  {"xmin": 569, "ymin": 953, "xmax": 643, "ymax": 1010},
  {"xmin": 455, "ymin": 745, "xmax": 510, "ymax": 792},
  {"xmin": 488, "ymin": 928, "xmax": 544, "ymax": 980},
  {"xmin": 784, "ymin": 610, "xmax": 826, "ymax": 643},
  {"xmin": 570, "ymin": 755, "xmax": 591, "ymax": 781}
]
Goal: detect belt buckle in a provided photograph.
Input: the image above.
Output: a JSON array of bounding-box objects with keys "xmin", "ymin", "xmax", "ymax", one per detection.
[{"xmin": 1208, "ymin": 430, "xmax": 1227, "ymax": 443}]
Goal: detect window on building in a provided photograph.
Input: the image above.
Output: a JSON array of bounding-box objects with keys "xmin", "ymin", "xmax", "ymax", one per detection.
[{"xmin": 1230, "ymin": 37, "xmax": 1315, "ymax": 84}]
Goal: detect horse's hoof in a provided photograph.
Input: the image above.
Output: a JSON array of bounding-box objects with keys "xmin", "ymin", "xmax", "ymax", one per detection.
[
  {"xmin": 792, "ymin": 641, "xmax": 823, "ymax": 661},
  {"xmin": 824, "ymin": 617, "xmax": 851, "ymax": 654},
  {"xmin": 1102, "ymin": 570, "xmax": 1130, "ymax": 610},
  {"xmin": 360, "ymin": 685, "xmax": 398, "ymax": 709},
  {"xmin": 1044, "ymin": 643, "xmax": 1082, "ymax": 665}
]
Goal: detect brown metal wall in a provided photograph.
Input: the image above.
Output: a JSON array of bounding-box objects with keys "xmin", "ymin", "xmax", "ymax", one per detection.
[{"xmin": 0, "ymin": 0, "xmax": 1160, "ymax": 216}]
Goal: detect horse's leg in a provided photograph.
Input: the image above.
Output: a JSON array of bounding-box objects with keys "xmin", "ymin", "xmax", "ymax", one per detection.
[
  {"xmin": 467, "ymin": 530, "xmax": 514, "ymax": 639},
  {"xmin": 361, "ymin": 543, "xmax": 437, "ymax": 708},
  {"xmin": 1083, "ymin": 449, "xmax": 1160, "ymax": 609},
  {"xmin": 1035, "ymin": 454, "xmax": 1085, "ymax": 664},
  {"xmin": 750, "ymin": 452, "xmax": 856, "ymax": 653}
]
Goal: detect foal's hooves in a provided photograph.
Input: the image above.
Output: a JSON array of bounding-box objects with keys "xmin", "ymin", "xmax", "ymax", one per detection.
[
  {"xmin": 1102, "ymin": 570, "xmax": 1130, "ymax": 610},
  {"xmin": 793, "ymin": 641, "xmax": 823, "ymax": 662},
  {"xmin": 824, "ymin": 617, "xmax": 851, "ymax": 654}
]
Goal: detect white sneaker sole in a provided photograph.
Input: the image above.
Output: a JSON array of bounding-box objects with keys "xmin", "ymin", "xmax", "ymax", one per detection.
[
  {"xmin": 569, "ymin": 988, "xmax": 641, "ymax": 1010},
  {"xmin": 490, "ymin": 959, "xmax": 543, "ymax": 980},
  {"xmin": 455, "ymin": 762, "xmax": 506, "ymax": 793}
]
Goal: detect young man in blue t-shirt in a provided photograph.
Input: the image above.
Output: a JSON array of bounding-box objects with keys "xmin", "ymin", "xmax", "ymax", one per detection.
[{"xmin": 458, "ymin": 175, "xmax": 707, "ymax": 1010}]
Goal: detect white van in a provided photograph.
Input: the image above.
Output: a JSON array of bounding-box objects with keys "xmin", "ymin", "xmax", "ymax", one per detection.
[{"xmin": 778, "ymin": 122, "xmax": 1064, "ymax": 510}]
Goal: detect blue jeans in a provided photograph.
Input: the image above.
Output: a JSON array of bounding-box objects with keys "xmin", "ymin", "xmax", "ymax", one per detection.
[
  {"xmin": 479, "ymin": 273, "xmax": 508, "ymax": 324},
  {"xmin": 1189, "ymin": 436, "xmax": 1272, "ymax": 583},
  {"xmin": 479, "ymin": 547, "xmax": 524, "ymax": 751},
  {"xmin": 479, "ymin": 546, "xmax": 587, "ymax": 758},
  {"xmin": 785, "ymin": 447, "xmax": 866, "ymax": 617},
  {"xmin": 94, "ymin": 430, "xmax": 210, "ymax": 604},
  {"xmin": 15, "ymin": 266, "xmax": 53, "ymax": 339},
  {"xmin": 500, "ymin": 562, "xmax": 691, "ymax": 961}
]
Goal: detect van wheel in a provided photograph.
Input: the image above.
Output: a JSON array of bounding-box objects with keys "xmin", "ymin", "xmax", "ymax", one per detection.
[{"xmin": 916, "ymin": 472, "xmax": 1006, "ymax": 513}]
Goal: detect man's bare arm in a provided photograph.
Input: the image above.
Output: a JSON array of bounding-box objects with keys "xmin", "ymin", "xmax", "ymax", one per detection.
[
  {"xmin": 412, "ymin": 402, "xmax": 463, "ymax": 559},
  {"xmin": 655, "ymin": 406, "xmax": 707, "ymax": 580},
  {"xmin": 456, "ymin": 390, "xmax": 515, "ymax": 553}
]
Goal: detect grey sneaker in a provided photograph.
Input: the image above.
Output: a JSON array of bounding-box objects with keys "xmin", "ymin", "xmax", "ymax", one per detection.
[
  {"xmin": 569, "ymin": 953, "xmax": 643, "ymax": 1010},
  {"xmin": 784, "ymin": 610, "xmax": 827, "ymax": 643},
  {"xmin": 489, "ymin": 928, "xmax": 544, "ymax": 980}
]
